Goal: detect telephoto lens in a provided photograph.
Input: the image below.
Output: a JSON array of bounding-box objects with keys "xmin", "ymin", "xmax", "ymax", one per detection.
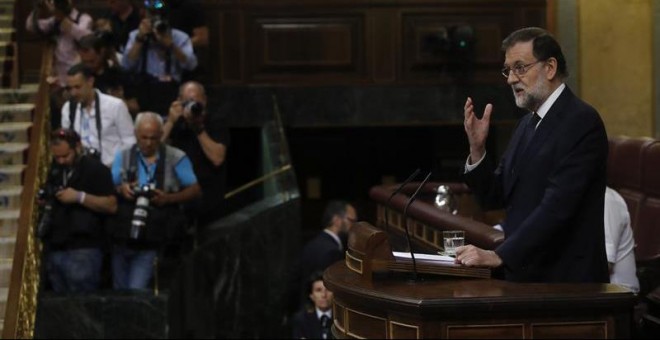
[
  {"xmin": 183, "ymin": 100, "xmax": 204, "ymax": 118},
  {"xmin": 130, "ymin": 184, "xmax": 154, "ymax": 239}
]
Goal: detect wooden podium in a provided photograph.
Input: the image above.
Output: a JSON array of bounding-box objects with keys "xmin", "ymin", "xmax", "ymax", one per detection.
[{"xmin": 324, "ymin": 222, "xmax": 636, "ymax": 339}]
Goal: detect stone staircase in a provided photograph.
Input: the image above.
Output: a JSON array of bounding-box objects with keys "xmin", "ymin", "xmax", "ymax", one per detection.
[{"xmin": 0, "ymin": 0, "xmax": 40, "ymax": 336}]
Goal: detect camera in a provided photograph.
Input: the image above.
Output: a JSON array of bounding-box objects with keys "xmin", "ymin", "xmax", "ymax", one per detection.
[
  {"xmin": 151, "ymin": 16, "xmax": 170, "ymax": 35},
  {"xmin": 130, "ymin": 183, "xmax": 156, "ymax": 239},
  {"xmin": 182, "ymin": 100, "xmax": 204, "ymax": 118},
  {"xmin": 36, "ymin": 166, "xmax": 65, "ymax": 239},
  {"xmin": 84, "ymin": 147, "xmax": 101, "ymax": 161}
]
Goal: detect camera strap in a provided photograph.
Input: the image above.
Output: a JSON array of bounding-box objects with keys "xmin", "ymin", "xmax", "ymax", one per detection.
[
  {"xmin": 129, "ymin": 144, "xmax": 166, "ymax": 190},
  {"xmin": 69, "ymin": 91, "xmax": 102, "ymax": 156}
]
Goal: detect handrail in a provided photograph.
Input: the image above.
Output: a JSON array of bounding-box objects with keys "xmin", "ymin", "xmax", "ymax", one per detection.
[{"xmin": 2, "ymin": 43, "xmax": 52, "ymax": 339}]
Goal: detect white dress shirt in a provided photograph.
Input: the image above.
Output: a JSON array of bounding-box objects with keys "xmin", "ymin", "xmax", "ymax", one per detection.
[
  {"xmin": 604, "ymin": 187, "xmax": 640, "ymax": 293},
  {"xmin": 61, "ymin": 90, "xmax": 136, "ymax": 167}
]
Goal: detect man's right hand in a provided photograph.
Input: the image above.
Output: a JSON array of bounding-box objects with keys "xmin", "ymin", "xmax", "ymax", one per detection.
[
  {"xmin": 464, "ymin": 97, "xmax": 492, "ymax": 164},
  {"xmin": 168, "ymin": 100, "xmax": 184, "ymax": 125},
  {"xmin": 137, "ymin": 18, "xmax": 152, "ymax": 40},
  {"xmin": 118, "ymin": 182, "xmax": 136, "ymax": 201}
]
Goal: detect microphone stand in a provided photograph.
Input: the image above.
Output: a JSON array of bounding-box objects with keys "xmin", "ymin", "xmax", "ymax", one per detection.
[
  {"xmin": 384, "ymin": 168, "xmax": 420, "ymax": 233},
  {"xmin": 403, "ymin": 171, "xmax": 432, "ymax": 282}
]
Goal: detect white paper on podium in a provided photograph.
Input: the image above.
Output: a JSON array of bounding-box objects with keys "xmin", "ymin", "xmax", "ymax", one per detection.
[{"xmin": 392, "ymin": 251, "xmax": 455, "ymax": 263}]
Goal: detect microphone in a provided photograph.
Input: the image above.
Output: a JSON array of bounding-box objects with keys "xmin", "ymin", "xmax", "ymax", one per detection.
[
  {"xmin": 383, "ymin": 168, "xmax": 421, "ymax": 233},
  {"xmin": 403, "ymin": 171, "xmax": 432, "ymax": 282}
]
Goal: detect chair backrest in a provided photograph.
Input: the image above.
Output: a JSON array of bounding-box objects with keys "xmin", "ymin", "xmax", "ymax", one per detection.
[
  {"xmin": 635, "ymin": 140, "xmax": 660, "ymax": 261},
  {"xmin": 607, "ymin": 136, "xmax": 654, "ymax": 231}
]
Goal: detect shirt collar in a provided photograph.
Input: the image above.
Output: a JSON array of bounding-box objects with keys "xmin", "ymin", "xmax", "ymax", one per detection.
[
  {"xmin": 316, "ymin": 308, "xmax": 332, "ymax": 319},
  {"xmin": 323, "ymin": 229, "xmax": 342, "ymax": 251},
  {"xmin": 536, "ymin": 83, "xmax": 565, "ymax": 119}
]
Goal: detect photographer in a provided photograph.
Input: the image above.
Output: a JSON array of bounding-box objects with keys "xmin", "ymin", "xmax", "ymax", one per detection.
[
  {"xmin": 61, "ymin": 63, "xmax": 136, "ymax": 167},
  {"xmin": 110, "ymin": 112, "xmax": 200, "ymax": 290},
  {"xmin": 162, "ymin": 81, "xmax": 229, "ymax": 231},
  {"xmin": 39, "ymin": 128, "xmax": 117, "ymax": 293},
  {"xmin": 120, "ymin": 1, "xmax": 197, "ymax": 117}
]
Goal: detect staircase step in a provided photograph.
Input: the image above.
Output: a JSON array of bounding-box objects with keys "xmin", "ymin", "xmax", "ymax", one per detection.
[
  {"xmin": 0, "ymin": 287, "xmax": 7, "ymax": 321},
  {"xmin": 0, "ymin": 236, "xmax": 14, "ymax": 259},
  {"xmin": 0, "ymin": 84, "xmax": 38, "ymax": 104},
  {"xmin": 0, "ymin": 28, "xmax": 13, "ymax": 41},
  {"xmin": 0, "ymin": 122, "xmax": 32, "ymax": 143},
  {"xmin": 0, "ymin": 164, "xmax": 24, "ymax": 189},
  {"xmin": 0, "ymin": 185, "xmax": 21, "ymax": 211},
  {"xmin": 0, "ymin": 209, "xmax": 19, "ymax": 237},
  {"xmin": 0, "ymin": 103, "xmax": 34, "ymax": 123},
  {"xmin": 0, "ymin": 259, "xmax": 10, "ymax": 287},
  {"xmin": 0, "ymin": 143, "xmax": 29, "ymax": 166}
]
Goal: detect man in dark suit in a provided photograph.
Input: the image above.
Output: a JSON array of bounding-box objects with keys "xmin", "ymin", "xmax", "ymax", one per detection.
[
  {"xmin": 300, "ymin": 201, "xmax": 357, "ymax": 287},
  {"xmin": 456, "ymin": 27, "xmax": 609, "ymax": 283},
  {"xmin": 292, "ymin": 271, "xmax": 334, "ymax": 339}
]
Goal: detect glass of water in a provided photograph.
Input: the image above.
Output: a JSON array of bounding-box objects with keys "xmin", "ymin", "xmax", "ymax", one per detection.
[{"xmin": 442, "ymin": 230, "xmax": 465, "ymax": 256}]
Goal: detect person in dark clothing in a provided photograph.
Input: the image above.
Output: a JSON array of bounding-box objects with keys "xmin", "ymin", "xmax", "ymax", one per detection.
[
  {"xmin": 39, "ymin": 128, "xmax": 117, "ymax": 293},
  {"xmin": 162, "ymin": 81, "xmax": 229, "ymax": 230},
  {"xmin": 292, "ymin": 271, "xmax": 334, "ymax": 339}
]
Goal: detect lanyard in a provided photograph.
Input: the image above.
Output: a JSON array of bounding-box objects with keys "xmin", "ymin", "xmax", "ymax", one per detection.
[
  {"xmin": 137, "ymin": 152, "xmax": 157, "ymax": 185},
  {"xmin": 76, "ymin": 91, "xmax": 102, "ymax": 154}
]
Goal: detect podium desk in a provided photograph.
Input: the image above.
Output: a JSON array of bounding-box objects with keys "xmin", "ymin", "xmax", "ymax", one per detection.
[{"xmin": 324, "ymin": 262, "xmax": 635, "ymax": 339}]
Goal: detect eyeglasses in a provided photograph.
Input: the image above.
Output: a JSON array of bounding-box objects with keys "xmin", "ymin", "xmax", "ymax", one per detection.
[{"xmin": 501, "ymin": 60, "xmax": 543, "ymax": 79}]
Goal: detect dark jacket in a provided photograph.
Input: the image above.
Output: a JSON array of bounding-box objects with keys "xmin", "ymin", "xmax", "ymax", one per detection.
[{"xmin": 464, "ymin": 86, "xmax": 609, "ymax": 283}]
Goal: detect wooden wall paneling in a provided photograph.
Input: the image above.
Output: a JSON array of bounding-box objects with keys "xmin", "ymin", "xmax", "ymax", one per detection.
[
  {"xmin": 369, "ymin": 9, "xmax": 398, "ymax": 83},
  {"xmin": 219, "ymin": 10, "xmax": 245, "ymax": 83},
  {"xmin": 245, "ymin": 12, "xmax": 368, "ymax": 83}
]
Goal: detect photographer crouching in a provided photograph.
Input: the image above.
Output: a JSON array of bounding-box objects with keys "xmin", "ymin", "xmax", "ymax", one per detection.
[
  {"xmin": 37, "ymin": 128, "xmax": 117, "ymax": 293},
  {"xmin": 110, "ymin": 112, "xmax": 201, "ymax": 290}
]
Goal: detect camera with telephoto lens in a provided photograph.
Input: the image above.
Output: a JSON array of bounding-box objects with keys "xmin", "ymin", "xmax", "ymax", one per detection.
[
  {"xmin": 130, "ymin": 183, "xmax": 156, "ymax": 239},
  {"xmin": 36, "ymin": 166, "xmax": 65, "ymax": 239},
  {"xmin": 182, "ymin": 100, "xmax": 204, "ymax": 118}
]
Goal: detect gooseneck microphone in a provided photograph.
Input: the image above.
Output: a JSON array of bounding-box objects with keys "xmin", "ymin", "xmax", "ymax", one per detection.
[
  {"xmin": 384, "ymin": 168, "xmax": 421, "ymax": 233},
  {"xmin": 403, "ymin": 171, "xmax": 432, "ymax": 282}
]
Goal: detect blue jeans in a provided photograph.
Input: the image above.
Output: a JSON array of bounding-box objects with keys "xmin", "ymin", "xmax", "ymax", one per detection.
[
  {"xmin": 111, "ymin": 245, "xmax": 157, "ymax": 290},
  {"xmin": 46, "ymin": 248, "xmax": 103, "ymax": 293}
]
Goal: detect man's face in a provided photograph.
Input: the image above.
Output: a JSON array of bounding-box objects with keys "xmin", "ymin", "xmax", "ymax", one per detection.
[
  {"xmin": 504, "ymin": 41, "xmax": 551, "ymax": 112},
  {"xmin": 79, "ymin": 48, "xmax": 104, "ymax": 72},
  {"xmin": 341, "ymin": 205, "xmax": 357, "ymax": 234},
  {"xmin": 136, "ymin": 121, "xmax": 162, "ymax": 157},
  {"xmin": 51, "ymin": 141, "xmax": 77, "ymax": 167},
  {"xmin": 181, "ymin": 83, "xmax": 207, "ymax": 110},
  {"xmin": 65, "ymin": 73, "xmax": 94, "ymax": 104},
  {"xmin": 309, "ymin": 280, "xmax": 333, "ymax": 311}
]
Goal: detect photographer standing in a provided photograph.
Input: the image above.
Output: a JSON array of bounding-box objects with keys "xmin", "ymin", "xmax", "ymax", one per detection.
[
  {"xmin": 120, "ymin": 1, "xmax": 196, "ymax": 117},
  {"xmin": 39, "ymin": 128, "xmax": 117, "ymax": 293},
  {"xmin": 162, "ymin": 81, "xmax": 229, "ymax": 231},
  {"xmin": 61, "ymin": 63, "xmax": 136, "ymax": 167},
  {"xmin": 26, "ymin": 0, "xmax": 93, "ymax": 128},
  {"xmin": 110, "ymin": 112, "xmax": 200, "ymax": 290}
]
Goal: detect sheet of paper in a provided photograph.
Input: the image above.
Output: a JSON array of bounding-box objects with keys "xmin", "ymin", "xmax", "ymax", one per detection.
[{"xmin": 392, "ymin": 251, "xmax": 455, "ymax": 263}]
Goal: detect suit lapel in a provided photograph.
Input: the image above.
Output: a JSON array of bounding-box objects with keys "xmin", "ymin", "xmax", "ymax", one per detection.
[{"xmin": 504, "ymin": 87, "xmax": 573, "ymax": 199}]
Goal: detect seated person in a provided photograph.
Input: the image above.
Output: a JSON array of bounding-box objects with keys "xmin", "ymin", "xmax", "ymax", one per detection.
[
  {"xmin": 292, "ymin": 271, "xmax": 334, "ymax": 339},
  {"xmin": 605, "ymin": 186, "xmax": 640, "ymax": 293}
]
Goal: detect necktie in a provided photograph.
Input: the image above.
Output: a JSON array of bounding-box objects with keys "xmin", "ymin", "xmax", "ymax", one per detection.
[
  {"xmin": 320, "ymin": 315, "xmax": 331, "ymax": 339},
  {"xmin": 520, "ymin": 112, "xmax": 542, "ymax": 153}
]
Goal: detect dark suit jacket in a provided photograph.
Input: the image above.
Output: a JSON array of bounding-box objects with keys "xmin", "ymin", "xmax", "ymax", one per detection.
[
  {"xmin": 464, "ymin": 86, "xmax": 609, "ymax": 283},
  {"xmin": 300, "ymin": 231, "xmax": 343, "ymax": 285},
  {"xmin": 292, "ymin": 309, "xmax": 332, "ymax": 339}
]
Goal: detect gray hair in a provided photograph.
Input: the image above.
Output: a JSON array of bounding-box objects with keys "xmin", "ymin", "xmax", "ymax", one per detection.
[{"xmin": 134, "ymin": 111, "xmax": 164, "ymax": 131}]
